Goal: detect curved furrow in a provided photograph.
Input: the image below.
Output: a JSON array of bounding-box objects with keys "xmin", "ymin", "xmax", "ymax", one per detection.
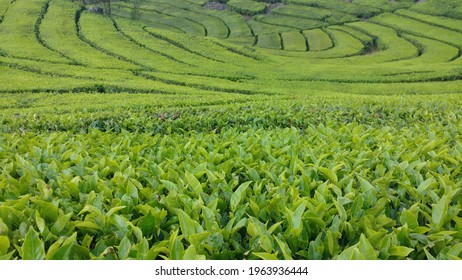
[
  {"xmin": 254, "ymin": 14, "xmax": 326, "ymax": 32},
  {"xmin": 271, "ymin": 4, "xmax": 357, "ymax": 23},
  {"xmin": 142, "ymin": 3, "xmax": 212, "ymax": 37},
  {"xmin": 49, "ymin": 1, "xmax": 135, "ymax": 69},
  {"xmin": 111, "ymin": 16, "xmax": 196, "ymax": 68},
  {"xmin": 112, "ymin": 2, "xmax": 207, "ymax": 36},
  {"xmin": 325, "ymin": 21, "xmax": 421, "ymax": 64},
  {"xmin": 290, "ymin": 0, "xmax": 383, "ymax": 19},
  {"xmin": 448, "ymin": 49, "xmax": 462, "ymax": 64},
  {"xmin": 395, "ymin": 9, "xmax": 462, "ymax": 33},
  {"xmin": 0, "ymin": 57, "xmax": 96, "ymax": 80},
  {"xmin": 78, "ymin": 12, "xmax": 195, "ymax": 72},
  {"xmin": 205, "ymin": 38, "xmax": 266, "ymax": 61},
  {"xmin": 121, "ymin": 23, "xmax": 226, "ymax": 68},
  {"xmin": 264, "ymin": 28, "xmax": 365, "ymax": 59},
  {"xmin": 142, "ymin": 26, "xmax": 225, "ymax": 64},
  {"xmin": 151, "ymin": 0, "xmax": 231, "ymax": 38},
  {"xmin": 110, "ymin": 5, "xmax": 186, "ymax": 33},
  {"xmin": 237, "ymin": 74, "xmax": 462, "ymax": 95},
  {"xmin": 256, "ymin": 33, "xmax": 282, "ymax": 50},
  {"xmin": 0, "ymin": 64, "xmax": 105, "ymax": 93},
  {"xmin": 302, "ymin": 29, "xmax": 334, "ymax": 51},
  {"xmin": 166, "ymin": 0, "xmax": 251, "ymax": 38},
  {"xmin": 0, "ymin": 54, "xmax": 145, "ymax": 83},
  {"xmin": 76, "ymin": 11, "xmax": 143, "ymax": 70},
  {"xmin": 0, "ymin": 0, "xmax": 70, "ymax": 63},
  {"xmin": 370, "ymin": 13, "xmax": 462, "ymax": 66},
  {"xmin": 371, "ymin": 13, "xmax": 462, "ymax": 48},
  {"xmin": 225, "ymin": 36, "xmax": 256, "ymax": 47},
  {"xmin": 0, "ymin": 59, "xmax": 255, "ymax": 95},
  {"xmin": 212, "ymin": 10, "xmax": 252, "ymax": 38},
  {"xmin": 251, "ymin": 54, "xmax": 462, "ymax": 83},
  {"xmin": 35, "ymin": 0, "xmax": 81, "ymax": 65},
  {"xmin": 135, "ymin": 71, "xmax": 279, "ymax": 96},
  {"xmin": 281, "ymin": 31, "xmax": 308, "ymax": 52},
  {"xmin": 142, "ymin": 26, "xmax": 263, "ymax": 66},
  {"xmin": 350, "ymin": 0, "xmax": 415, "ymax": 13},
  {"xmin": 0, "ymin": 0, "xmax": 15, "ymax": 24},
  {"xmin": 328, "ymin": 25, "xmax": 375, "ymax": 47},
  {"xmin": 409, "ymin": 1, "xmax": 462, "ymax": 20},
  {"xmin": 396, "ymin": 34, "xmax": 460, "ymax": 64},
  {"xmin": 247, "ymin": 19, "xmax": 296, "ymax": 36},
  {"xmin": 302, "ymin": 65, "xmax": 462, "ymax": 83}
]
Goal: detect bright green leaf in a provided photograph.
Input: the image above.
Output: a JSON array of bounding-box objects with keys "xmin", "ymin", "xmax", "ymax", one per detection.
[
  {"xmin": 22, "ymin": 227, "xmax": 45, "ymax": 260},
  {"xmin": 389, "ymin": 246, "xmax": 414, "ymax": 257},
  {"xmin": 0, "ymin": 236, "xmax": 10, "ymax": 255},
  {"xmin": 185, "ymin": 171, "xmax": 202, "ymax": 196},
  {"xmin": 230, "ymin": 181, "xmax": 251, "ymax": 212}
]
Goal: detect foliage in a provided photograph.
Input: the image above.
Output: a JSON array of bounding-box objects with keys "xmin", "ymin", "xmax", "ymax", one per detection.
[
  {"xmin": 227, "ymin": 0, "xmax": 267, "ymax": 16},
  {"xmin": 0, "ymin": 93, "xmax": 461, "ymax": 260},
  {"xmin": 0, "ymin": 0, "xmax": 461, "ymax": 260}
]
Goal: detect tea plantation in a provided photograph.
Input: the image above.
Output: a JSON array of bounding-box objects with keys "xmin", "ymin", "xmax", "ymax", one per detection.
[{"xmin": 0, "ymin": 0, "xmax": 461, "ymax": 260}]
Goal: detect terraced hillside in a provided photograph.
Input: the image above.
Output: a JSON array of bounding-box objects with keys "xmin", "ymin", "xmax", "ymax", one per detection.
[{"xmin": 0, "ymin": 0, "xmax": 461, "ymax": 260}]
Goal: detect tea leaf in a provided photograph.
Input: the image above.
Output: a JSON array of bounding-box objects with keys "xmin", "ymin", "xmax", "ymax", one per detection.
[
  {"xmin": 318, "ymin": 166, "xmax": 338, "ymax": 185},
  {"xmin": 35, "ymin": 211, "xmax": 46, "ymax": 233},
  {"xmin": 0, "ymin": 236, "xmax": 10, "ymax": 255},
  {"xmin": 49, "ymin": 233, "xmax": 77, "ymax": 260},
  {"xmin": 252, "ymin": 252, "xmax": 279, "ymax": 260},
  {"xmin": 185, "ymin": 171, "xmax": 202, "ymax": 197},
  {"xmin": 22, "ymin": 227, "xmax": 45, "ymax": 260},
  {"xmin": 432, "ymin": 196, "xmax": 448, "ymax": 229},
  {"xmin": 358, "ymin": 234, "xmax": 376, "ymax": 260},
  {"xmin": 389, "ymin": 246, "xmax": 414, "ymax": 257},
  {"xmin": 337, "ymin": 246, "xmax": 362, "ymax": 260},
  {"xmin": 400, "ymin": 208, "xmax": 419, "ymax": 229},
  {"xmin": 417, "ymin": 178, "xmax": 434, "ymax": 195},
  {"xmin": 118, "ymin": 237, "xmax": 131, "ymax": 260},
  {"xmin": 274, "ymin": 236, "xmax": 293, "ymax": 260},
  {"xmin": 183, "ymin": 245, "xmax": 206, "ymax": 260},
  {"xmin": 230, "ymin": 181, "xmax": 251, "ymax": 212},
  {"xmin": 51, "ymin": 212, "xmax": 73, "ymax": 235},
  {"xmin": 177, "ymin": 209, "xmax": 203, "ymax": 238}
]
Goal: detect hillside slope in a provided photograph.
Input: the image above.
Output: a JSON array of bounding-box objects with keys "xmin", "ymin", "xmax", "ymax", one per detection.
[
  {"xmin": 0, "ymin": 0, "xmax": 461, "ymax": 94},
  {"xmin": 0, "ymin": 0, "xmax": 461, "ymax": 260}
]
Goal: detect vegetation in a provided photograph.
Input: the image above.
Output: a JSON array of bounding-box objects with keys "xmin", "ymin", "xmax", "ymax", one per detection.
[
  {"xmin": 0, "ymin": 0, "xmax": 461, "ymax": 260},
  {"xmin": 227, "ymin": 0, "xmax": 267, "ymax": 16}
]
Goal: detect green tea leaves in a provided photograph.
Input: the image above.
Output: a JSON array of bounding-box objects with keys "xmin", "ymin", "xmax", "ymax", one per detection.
[
  {"xmin": 32, "ymin": 200, "xmax": 58, "ymax": 223},
  {"xmin": 252, "ymin": 252, "xmax": 279, "ymax": 260},
  {"xmin": 185, "ymin": 171, "xmax": 202, "ymax": 197},
  {"xmin": 183, "ymin": 245, "xmax": 205, "ymax": 260},
  {"xmin": 46, "ymin": 233, "xmax": 77, "ymax": 260},
  {"xmin": 230, "ymin": 181, "xmax": 251, "ymax": 212},
  {"xmin": 118, "ymin": 237, "xmax": 132, "ymax": 260},
  {"xmin": 358, "ymin": 234, "xmax": 377, "ymax": 260},
  {"xmin": 318, "ymin": 166, "xmax": 338, "ymax": 185},
  {"xmin": 177, "ymin": 209, "xmax": 203, "ymax": 239},
  {"xmin": 389, "ymin": 246, "xmax": 414, "ymax": 257},
  {"xmin": 432, "ymin": 196, "xmax": 449, "ymax": 229},
  {"xmin": 400, "ymin": 208, "xmax": 419, "ymax": 229},
  {"xmin": 0, "ymin": 236, "xmax": 10, "ymax": 255},
  {"xmin": 22, "ymin": 227, "xmax": 45, "ymax": 260},
  {"xmin": 51, "ymin": 212, "xmax": 73, "ymax": 235},
  {"xmin": 0, "ymin": 89, "xmax": 461, "ymax": 260}
]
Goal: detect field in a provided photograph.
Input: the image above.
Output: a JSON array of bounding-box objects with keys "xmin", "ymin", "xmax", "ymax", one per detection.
[{"xmin": 0, "ymin": 0, "xmax": 461, "ymax": 260}]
